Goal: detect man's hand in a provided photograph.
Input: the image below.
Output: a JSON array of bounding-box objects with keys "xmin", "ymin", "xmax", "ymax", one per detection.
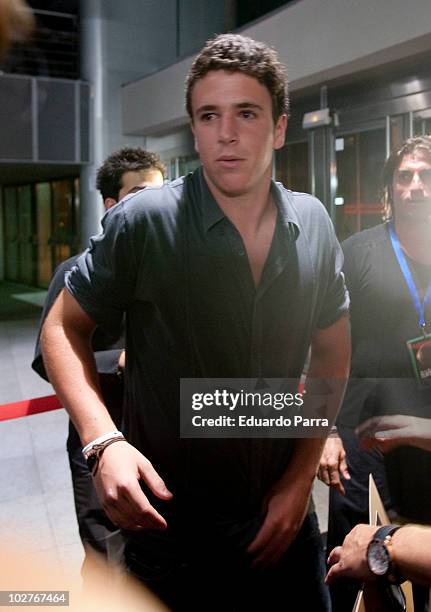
[
  {"xmin": 317, "ymin": 436, "xmax": 350, "ymax": 495},
  {"xmin": 247, "ymin": 477, "xmax": 311, "ymax": 568},
  {"xmin": 357, "ymin": 415, "xmax": 431, "ymax": 453},
  {"xmin": 326, "ymin": 524, "xmax": 376, "ymax": 585},
  {"xmin": 93, "ymin": 441, "xmax": 173, "ymax": 531}
]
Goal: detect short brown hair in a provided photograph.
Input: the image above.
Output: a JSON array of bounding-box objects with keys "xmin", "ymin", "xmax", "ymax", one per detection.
[
  {"xmin": 96, "ymin": 147, "xmax": 166, "ymax": 201},
  {"xmin": 185, "ymin": 33, "xmax": 289, "ymax": 123},
  {"xmin": 381, "ymin": 135, "xmax": 431, "ymax": 220}
]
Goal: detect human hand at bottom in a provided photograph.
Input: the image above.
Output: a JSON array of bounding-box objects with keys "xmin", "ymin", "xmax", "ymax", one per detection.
[
  {"xmin": 357, "ymin": 415, "xmax": 431, "ymax": 453},
  {"xmin": 318, "ymin": 436, "xmax": 350, "ymax": 495},
  {"xmin": 247, "ymin": 480, "xmax": 311, "ymax": 569},
  {"xmin": 93, "ymin": 441, "xmax": 173, "ymax": 531},
  {"xmin": 326, "ymin": 524, "xmax": 376, "ymax": 585}
]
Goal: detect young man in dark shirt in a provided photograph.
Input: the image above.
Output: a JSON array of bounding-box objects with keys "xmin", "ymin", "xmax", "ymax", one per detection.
[{"xmin": 41, "ymin": 35, "xmax": 350, "ymax": 610}]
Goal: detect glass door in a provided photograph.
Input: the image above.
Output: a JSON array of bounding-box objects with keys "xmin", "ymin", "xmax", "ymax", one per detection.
[
  {"xmin": 17, "ymin": 185, "xmax": 35, "ymax": 285},
  {"xmin": 334, "ymin": 127, "xmax": 386, "ymax": 242},
  {"xmin": 51, "ymin": 179, "xmax": 76, "ymax": 269},
  {"xmin": 413, "ymin": 109, "xmax": 431, "ymax": 136},
  {"xmin": 35, "ymin": 182, "xmax": 53, "ymax": 287},
  {"xmin": 275, "ymin": 141, "xmax": 309, "ymax": 192},
  {"xmin": 3, "ymin": 188, "xmax": 19, "ymax": 281}
]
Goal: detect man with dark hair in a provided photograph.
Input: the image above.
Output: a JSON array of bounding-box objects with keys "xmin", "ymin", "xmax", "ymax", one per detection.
[
  {"xmin": 96, "ymin": 147, "xmax": 166, "ymax": 204},
  {"xmin": 185, "ymin": 34, "xmax": 289, "ymax": 121},
  {"xmin": 41, "ymin": 34, "xmax": 350, "ymax": 610},
  {"xmin": 32, "ymin": 147, "xmax": 164, "ymax": 570},
  {"xmin": 319, "ymin": 136, "xmax": 431, "ymax": 612}
]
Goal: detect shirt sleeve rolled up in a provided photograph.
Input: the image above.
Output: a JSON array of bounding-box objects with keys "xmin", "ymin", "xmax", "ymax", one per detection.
[{"xmin": 65, "ymin": 202, "xmax": 137, "ymax": 337}]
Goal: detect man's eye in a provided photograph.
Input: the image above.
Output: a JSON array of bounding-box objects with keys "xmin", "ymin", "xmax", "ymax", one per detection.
[
  {"xmin": 200, "ymin": 113, "xmax": 216, "ymax": 122},
  {"xmin": 240, "ymin": 110, "xmax": 255, "ymax": 119}
]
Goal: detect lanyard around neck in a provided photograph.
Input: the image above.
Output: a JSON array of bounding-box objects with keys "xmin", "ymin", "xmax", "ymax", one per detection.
[{"xmin": 388, "ymin": 221, "xmax": 431, "ymax": 336}]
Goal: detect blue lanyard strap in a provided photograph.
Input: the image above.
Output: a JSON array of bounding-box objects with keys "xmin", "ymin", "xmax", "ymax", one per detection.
[{"xmin": 388, "ymin": 222, "xmax": 431, "ymax": 333}]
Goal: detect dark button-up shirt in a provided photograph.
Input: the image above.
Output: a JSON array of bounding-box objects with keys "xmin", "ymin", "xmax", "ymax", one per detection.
[
  {"xmin": 338, "ymin": 223, "xmax": 431, "ymax": 428},
  {"xmin": 66, "ymin": 167, "xmax": 348, "ymax": 518}
]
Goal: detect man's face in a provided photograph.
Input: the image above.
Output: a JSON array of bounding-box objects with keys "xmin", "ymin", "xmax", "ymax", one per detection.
[
  {"xmin": 190, "ymin": 70, "xmax": 287, "ymax": 199},
  {"xmin": 118, "ymin": 168, "xmax": 164, "ymax": 201},
  {"xmin": 392, "ymin": 152, "xmax": 431, "ymax": 224}
]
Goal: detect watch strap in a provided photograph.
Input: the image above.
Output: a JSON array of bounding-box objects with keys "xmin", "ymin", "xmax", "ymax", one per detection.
[
  {"xmin": 370, "ymin": 524, "xmax": 403, "ymax": 584},
  {"xmin": 373, "ymin": 525, "xmax": 400, "ymax": 542}
]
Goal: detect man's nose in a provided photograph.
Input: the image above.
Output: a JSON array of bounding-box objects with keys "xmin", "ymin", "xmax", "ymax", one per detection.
[
  {"xmin": 411, "ymin": 171, "xmax": 425, "ymax": 188},
  {"xmin": 408, "ymin": 172, "xmax": 426, "ymax": 198},
  {"xmin": 219, "ymin": 114, "xmax": 237, "ymax": 143}
]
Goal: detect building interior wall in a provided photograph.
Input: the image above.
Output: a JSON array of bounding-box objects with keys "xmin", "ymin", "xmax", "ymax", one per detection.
[{"xmin": 122, "ymin": 0, "xmax": 431, "ymax": 136}]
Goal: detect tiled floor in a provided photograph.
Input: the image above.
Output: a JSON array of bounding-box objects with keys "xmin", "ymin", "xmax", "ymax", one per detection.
[
  {"xmin": 0, "ymin": 280, "xmax": 329, "ymax": 590},
  {"xmin": 0, "ymin": 282, "xmax": 84, "ymax": 585}
]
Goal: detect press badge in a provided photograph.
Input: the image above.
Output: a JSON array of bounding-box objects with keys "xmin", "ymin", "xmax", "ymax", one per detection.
[{"xmin": 407, "ymin": 332, "xmax": 431, "ymax": 387}]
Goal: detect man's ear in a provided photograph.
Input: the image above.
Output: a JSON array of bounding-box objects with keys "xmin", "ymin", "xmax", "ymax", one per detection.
[{"xmin": 104, "ymin": 197, "xmax": 117, "ymax": 210}]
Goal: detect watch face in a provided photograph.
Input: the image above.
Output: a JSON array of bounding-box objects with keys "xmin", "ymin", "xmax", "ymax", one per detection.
[{"xmin": 368, "ymin": 541, "xmax": 390, "ymax": 575}]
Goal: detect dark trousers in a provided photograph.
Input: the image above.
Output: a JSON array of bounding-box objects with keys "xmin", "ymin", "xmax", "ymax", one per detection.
[{"xmin": 125, "ymin": 511, "xmax": 331, "ymax": 611}]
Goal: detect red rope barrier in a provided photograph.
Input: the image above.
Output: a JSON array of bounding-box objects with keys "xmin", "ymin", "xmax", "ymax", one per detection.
[{"xmin": 0, "ymin": 395, "xmax": 62, "ymax": 422}]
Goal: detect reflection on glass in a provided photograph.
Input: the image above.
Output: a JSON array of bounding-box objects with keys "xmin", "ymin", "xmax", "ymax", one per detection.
[
  {"xmin": 335, "ymin": 129, "xmax": 386, "ymax": 242},
  {"xmin": 4, "ymin": 188, "xmax": 19, "ymax": 281},
  {"xmin": 36, "ymin": 183, "xmax": 52, "ymax": 288},
  {"xmin": 52, "ymin": 179, "xmax": 74, "ymax": 268},
  {"xmin": 17, "ymin": 185, "xmax": 34, "ymax": 285},
  {"xmin": 3, "ymin": 177, "xmax": 78, "ymax": 287},
  {"xmin": 413, "ymin": 111, "xmax": 431, "ymax": 137},
  {"xmin": 275, "ymin": 142, "xmax": 308, "ymax": 193},
  {"xmin": 390, "ymin": 115, "xmax": 408, "ymax": 151},
  {"xmin": 178, "ymin": 155, "xmax": 200, "ymax": 177}
]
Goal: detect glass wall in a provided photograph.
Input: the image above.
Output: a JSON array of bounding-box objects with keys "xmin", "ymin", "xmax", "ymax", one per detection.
[
  {"xmin": 51, "ymin": 179, "xmax": 76, "ymax": 269},
  {"xmin": 4, "ymin": 188, "xmax": 19, "ymax": 282},
  {"xmin": 413, "ymin": 111, "xmax": 431, "ymax": 136},
  {"xmin": 178, "ymin": 155, "xmax": 200, "ymax": 177},
  {"xmin": 36, "ymin": 183, "xmax": 53, "ymax": 287},
  {"xmin": 2, "ymin": 177, "xmax": 79, "ymax": 287},
  {"xmin": 275, "ymin": 142, "xmax": 309, "ymax": 193},
  {"xmin": 333, "ymin": 128, "xmax": 386, "ymax": 242},
  {"xmin": 17, "ymin": 185, "xmax": 34, "ymax": 285},
  {"xmin": 168, "ymin": 154, "xmax": 200, "ymax": 180}
]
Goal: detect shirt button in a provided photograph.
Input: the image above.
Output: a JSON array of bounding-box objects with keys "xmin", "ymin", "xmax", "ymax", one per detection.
[{"xmin": 238, "ymin": 249, "xmax": 245, "ymax": 256}]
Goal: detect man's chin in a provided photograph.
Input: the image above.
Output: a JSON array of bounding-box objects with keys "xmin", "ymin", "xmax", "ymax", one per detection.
[
  {"xmin": 399, "ymin": 203, "xmax": 431, "ymax": 224},
  {"xmin": 208, "ymin": 176, "xmax": 251, "ymax": 198}
]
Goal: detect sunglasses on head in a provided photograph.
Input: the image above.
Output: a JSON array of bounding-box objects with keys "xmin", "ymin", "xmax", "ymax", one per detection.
[{"xmin": 396, "ymin": 168, "xmax": 431, "ymax": 187}]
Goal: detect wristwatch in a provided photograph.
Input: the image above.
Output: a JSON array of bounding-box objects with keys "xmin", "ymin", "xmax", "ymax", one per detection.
[{"xmin": 366, "ymin": 525, "xmax": 402, "ymax": 584}]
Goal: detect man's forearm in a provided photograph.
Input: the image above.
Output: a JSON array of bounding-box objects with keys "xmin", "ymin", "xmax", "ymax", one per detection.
[
  {"xmin": 389, "ymin": 525, "xmax": 431, "ymax": 586},
  {"xmin": 41, "ymin": 289, "xmax": 117, "ymax": 445},
  {"xmin": 327, "ymin": 523, "xmax": 431, "ymax": 587},
  {"xmin": 272, "ymin": 437, "xmax": 325, "ymax": 515},
  {"xmin": 282, "ymin": 315, "xmax": 351, "ymax": 489},
  {"xmin": 41, "ymin": 290, "xmax": 172, "ymax": 531}
]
